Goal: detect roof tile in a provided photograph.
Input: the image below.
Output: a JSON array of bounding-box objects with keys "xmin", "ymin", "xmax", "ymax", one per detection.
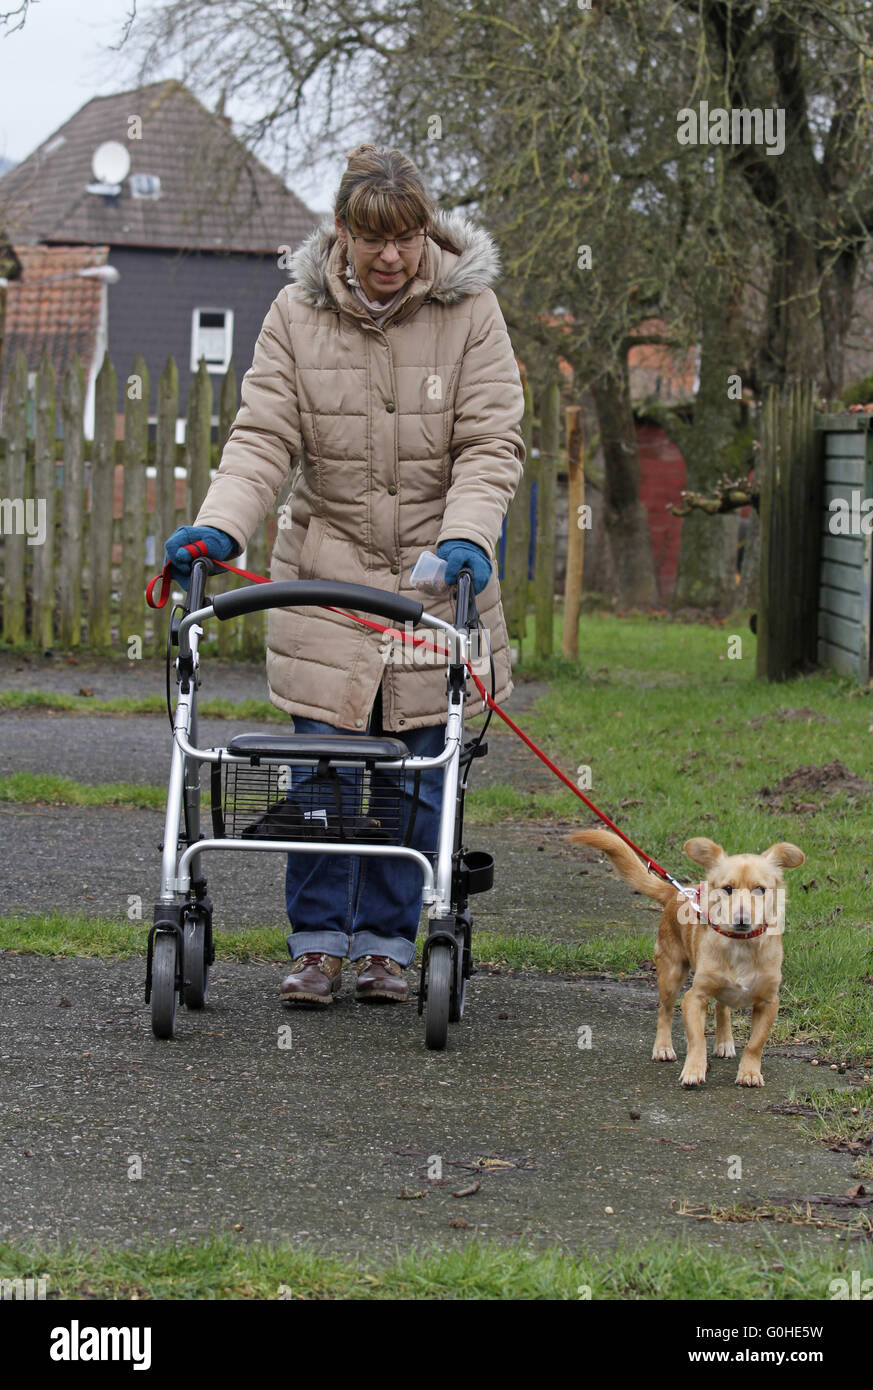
[{"xmin": 0, "ymin": 79, "xmax": 319, "ymax": 253}]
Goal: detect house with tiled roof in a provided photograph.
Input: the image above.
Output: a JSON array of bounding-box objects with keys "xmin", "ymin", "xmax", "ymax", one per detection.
[
  {"xmin": 0, "ymin": 79, "xmax": 319, "ymax": 437},
  {"xmin": 1, "ymin": 244, "xmax": 111, "ymax": 439}
]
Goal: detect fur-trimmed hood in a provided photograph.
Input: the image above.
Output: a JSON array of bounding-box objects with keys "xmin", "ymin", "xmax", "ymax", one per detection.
[{"xmin": 288, "ymin": 207, "xmax": 502, "ymax": 309}]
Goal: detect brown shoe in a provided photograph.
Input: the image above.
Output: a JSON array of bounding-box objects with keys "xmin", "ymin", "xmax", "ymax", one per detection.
[
  {"xmin": 353, "ymin": 954, "xmax": 408, "ymax": 1003},
  {"xmin": 279, "ymin": 953, "xmax": 343, "ymax": 1006}
]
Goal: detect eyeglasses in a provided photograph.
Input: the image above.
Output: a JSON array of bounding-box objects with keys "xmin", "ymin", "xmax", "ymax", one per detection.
[{"xmin": 348, "ymin": 229, "xmax": 426, "ymax": 253}]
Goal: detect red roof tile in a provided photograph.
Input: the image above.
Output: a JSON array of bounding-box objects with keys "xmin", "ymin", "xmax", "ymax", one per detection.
[{"xmin": 0, "ymin": 244, "xmax": 107, "ymax": 415}]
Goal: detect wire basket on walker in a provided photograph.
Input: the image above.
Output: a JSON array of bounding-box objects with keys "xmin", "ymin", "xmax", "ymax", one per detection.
[{"xmin": 146, "ymin": 557, "xmax": 495, "ymax": 1049}]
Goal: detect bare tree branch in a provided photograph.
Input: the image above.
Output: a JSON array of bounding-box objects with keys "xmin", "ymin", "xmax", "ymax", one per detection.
[{"xmin": 0, "ymin": 0, "xmax": 36, "ymax": 34}]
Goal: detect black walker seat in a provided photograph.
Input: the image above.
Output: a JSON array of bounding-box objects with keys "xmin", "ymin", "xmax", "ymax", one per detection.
[{"xmin": 225, "ymin": 733, "xmax": 411, "ymax": 764}]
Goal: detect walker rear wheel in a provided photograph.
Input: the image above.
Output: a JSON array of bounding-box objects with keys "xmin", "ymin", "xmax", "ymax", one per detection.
[
  {"xmin": 450, "ymin": 938, "xmax": 467, "ymax": 1023},
  {"xmin": 181, "ymin": 913, "xmax": 210, "ymax": 1009}
]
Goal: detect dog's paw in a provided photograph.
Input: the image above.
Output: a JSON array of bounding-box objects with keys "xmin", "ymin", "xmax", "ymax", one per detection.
[
  {"xmin": 714, "ymin": 1041, "xmax": 736, "ymax": 1058},
  {"xmin": 652, "ymin": 1045, "xmax": 677, "ymax": 1062},
  {"xmin": 679, "ymin": 1063, "xmax": 707, "ymax": 1087},
  {"xmin": 736, "ymin": 1068, "xmax": 764, "ymax": 1087}
]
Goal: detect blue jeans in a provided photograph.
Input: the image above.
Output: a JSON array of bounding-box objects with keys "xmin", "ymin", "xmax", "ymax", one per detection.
[{"xmin": 284, "ymin": 694, "xmax": 446, "ymax": 968}]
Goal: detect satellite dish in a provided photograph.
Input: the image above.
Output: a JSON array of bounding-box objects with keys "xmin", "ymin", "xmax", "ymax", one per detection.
[{"xmin": 91, "ymin": 141, "xmax": 130, "ymax": 185}]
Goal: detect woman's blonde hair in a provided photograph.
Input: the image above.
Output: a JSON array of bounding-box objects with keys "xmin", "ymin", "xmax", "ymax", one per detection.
[{"xmin": 334, "ymin": 143, "xmax": 435, "ymax": 235}]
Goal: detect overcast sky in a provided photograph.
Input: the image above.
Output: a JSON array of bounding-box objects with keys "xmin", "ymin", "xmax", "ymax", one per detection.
[{"xmin": 0, "ymin": 0, "xmax": 340, "ymax": 213}]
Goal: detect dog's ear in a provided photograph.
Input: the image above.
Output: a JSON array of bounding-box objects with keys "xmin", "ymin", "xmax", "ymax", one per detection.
[
  {"xmin": 760, "ymin": 842, "xmax": 805, "ymax": 869},
  {"xmin": 684, "ymin": 837, "xmax": 725, "ymax": 868}
]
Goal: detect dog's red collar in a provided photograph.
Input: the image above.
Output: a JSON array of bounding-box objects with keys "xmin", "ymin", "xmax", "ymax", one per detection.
[
  {"xmin": 707, "ymin": 921, "xmax": 769, "ymax": 939},
  {"xmin": 689, "ymin": 883, "xmax": 772, "ymax": 938}
]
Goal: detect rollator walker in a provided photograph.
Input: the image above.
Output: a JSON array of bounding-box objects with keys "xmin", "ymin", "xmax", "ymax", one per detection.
[{"xmin": 146, "ymin": 557, "xmax": 495, "ymax": 1049}]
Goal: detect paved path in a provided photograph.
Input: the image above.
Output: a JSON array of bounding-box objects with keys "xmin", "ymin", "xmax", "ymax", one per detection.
[
  {"xmin": 0, "ymin": 955, "xmax": 855, "ymax": 1261},
  {"xmin": 0, "ymin": 654, "xmax": 864, "ymax": 1261}
]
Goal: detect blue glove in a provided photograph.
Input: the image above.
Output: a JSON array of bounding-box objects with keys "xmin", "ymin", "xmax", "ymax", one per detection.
[
  {"xmin": 437, "ymin": 539, "xmax": 492, "ymax": 595},
  {"xmin": 164, "ymin": 525, "xmax": 239, "ymax": 590}
]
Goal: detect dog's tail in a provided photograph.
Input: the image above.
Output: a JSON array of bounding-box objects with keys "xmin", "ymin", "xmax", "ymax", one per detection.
[{"xmin": 568, "ymin": 828, "xmax": 677, "ymax": 906}]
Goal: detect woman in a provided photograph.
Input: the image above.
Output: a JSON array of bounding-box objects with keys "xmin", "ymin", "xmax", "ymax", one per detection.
[{"xmin": 164, "ymin": 144, "xmax": 525, "ymax": 1009}]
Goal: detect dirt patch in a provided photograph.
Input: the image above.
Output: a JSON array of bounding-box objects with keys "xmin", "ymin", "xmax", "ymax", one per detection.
[
  {"xmin": 747, "ymin": 706, "xmax": 832, "ymax": 729},
  {"xmin": 758, "ymin": 760, "xmax": 873, "ymax": 814}
]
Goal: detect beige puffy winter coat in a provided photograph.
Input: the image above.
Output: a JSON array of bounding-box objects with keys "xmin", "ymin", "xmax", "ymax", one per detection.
[{"xmin": 194, "ymin": 209, "xmax": 526, "ymax": 732}]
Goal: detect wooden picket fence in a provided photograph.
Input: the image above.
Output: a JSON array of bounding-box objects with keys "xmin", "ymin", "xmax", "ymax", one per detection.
[
  {"xmin": 0, "ymin": 347, "xmax": 289, "ymax": 657},
  {"xmin": 0, "ymin": 344, "xmax": 576, "ymax": 661}
]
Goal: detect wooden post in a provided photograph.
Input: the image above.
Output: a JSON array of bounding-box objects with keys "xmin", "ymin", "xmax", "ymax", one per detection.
[
  {"xmin": 756, "ymin": 382, "xmax": 820, "ymax": 680},
  {"xmin": 502, "ymin": 377, "xmax": 533, "ymax": 664},
  {"xmin": 152, "ymin": 355, "xmax": 179, "ymax": 654},
  {"xmin": 2, "ymin": 350, "xmax": 28, "ymax": 645},
  {"xmin": 120, "ymin": 354, "xmax": 149, "ymax": 655},
  {"xmin": 534, "ymin": 380, "xmax": 560, "ymax": 660},
  {"xmin": 32, "ymin": 350, "xmax": 57, "ymax": 650},
  {"xmin": 241, "ymin": 518, "xmax": 268, "ymax": 659},
  {"xmin": 562, "ymin": 404, "xmax": 585, "ymax": 659},
  {"xmin": 186, "ymin": 358, "xmax": 213, "ymax": 518},
  {"xmin": 217, "ymin": 362, "xmax": 240, "ymax": 658},
  {"xmin": 88, "ymin": 352, "xmax": 116, "ymax": 651},
  {"xmin": 59, "ymin": 356, "xmax": 85, "ymax": 649}
]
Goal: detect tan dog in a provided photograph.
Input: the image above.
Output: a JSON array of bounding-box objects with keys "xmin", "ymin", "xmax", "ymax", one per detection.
[{"xmin": 569, "ymin": 829, "xmax": 805, "ymax": 1088}]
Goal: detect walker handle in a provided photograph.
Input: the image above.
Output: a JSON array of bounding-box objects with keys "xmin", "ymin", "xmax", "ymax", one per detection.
[{"xmin": 211, "ymin": 579, "xmax": 424, "ymax": 625}]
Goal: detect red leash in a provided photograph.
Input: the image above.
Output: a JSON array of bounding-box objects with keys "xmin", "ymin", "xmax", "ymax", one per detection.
[
  {"xmin": 145, "ymin": 542, "xmax": 273, "ymax": 609},
  {"xmin": 146, "ymin": 549, "xmax": 702, "ymax": 909}
]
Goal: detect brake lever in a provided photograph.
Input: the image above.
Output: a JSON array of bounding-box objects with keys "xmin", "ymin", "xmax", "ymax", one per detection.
[{"xmin": 454, "ymin": 563, "xmax": 480, "ymax": 634}]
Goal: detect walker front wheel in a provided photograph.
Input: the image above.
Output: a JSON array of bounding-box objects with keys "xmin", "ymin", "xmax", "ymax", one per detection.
[
  {"xmin": 151, "ymin": 932, "xmax": 179, "ymax": 1039},
  {"xmin": 424, "ymin": 943, "xmax": 452, "ymax": 1050}
]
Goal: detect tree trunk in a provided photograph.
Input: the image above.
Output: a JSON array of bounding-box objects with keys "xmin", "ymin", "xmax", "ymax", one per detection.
[
  {"xmin": 759, "ymin": 225, "xmax": 822, "ymax": 389},
  {"xmin": 673, "ymin": 269, "xmax": 744, "ymax": 609},
  {"xmin": 590, "ymin": 365, "xmax": 657, "ymax": 606},
  {"xmin": 818, "ymin": 243, "xmax": 860, "ymax": 401}
]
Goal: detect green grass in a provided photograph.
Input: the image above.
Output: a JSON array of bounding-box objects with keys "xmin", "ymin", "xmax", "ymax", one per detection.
[
  {"xmin": 464, "ymin": 783, "xmax": 579, "ymax": 823},
  {"xmin": 783, "ymin": 1081, "xmax": 873, "ymax": 1148},
  {"xmin": 0, "ymin": 911, "xmax": 651, "ymax": 975},
  {"xmin": 511, "ymin": 611, "xmax": 873, "ymax": 894},
  {"xmin": 491, "ymin": 610, "xmax": 873, "ymax": 1052},
  {"xmin": 0, "ymin": 773, "xmax": 166, "ymax": 810},
  {"xmin": 0, "ymin": 1231, "xmax": 869, "ymax": 1300},
  {"xmin": 0, "ymin": 769, "xmax": 577, "ymax": 824},
  {"xmin": 0, "ymin": 689, "xmax": 283, "ymax": 721}
]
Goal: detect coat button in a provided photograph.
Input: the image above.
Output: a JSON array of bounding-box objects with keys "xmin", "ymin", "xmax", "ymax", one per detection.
[
  {"xmin": 387, "ymin": 484, "xmax": 397, "ymax": 495},
  {"xmin": 385, "ymin": 402, "xmax": 396, "ymax": 412},
  {"xmin": 390, "ymin": 564, "xmax": 399, "ymax": 575},
  {"xmin": 354, "ymin": 717, "xmax": 364, "ymax": 727}
]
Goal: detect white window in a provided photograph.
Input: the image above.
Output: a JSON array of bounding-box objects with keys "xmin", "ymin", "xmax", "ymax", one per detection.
[
  {"xmin": 130, "ymin": 173, "xmax": 161, "ymax": 200},
  {"xmin": 191, "ymin": 308, "xmax": 234, "ymax": 373}
]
